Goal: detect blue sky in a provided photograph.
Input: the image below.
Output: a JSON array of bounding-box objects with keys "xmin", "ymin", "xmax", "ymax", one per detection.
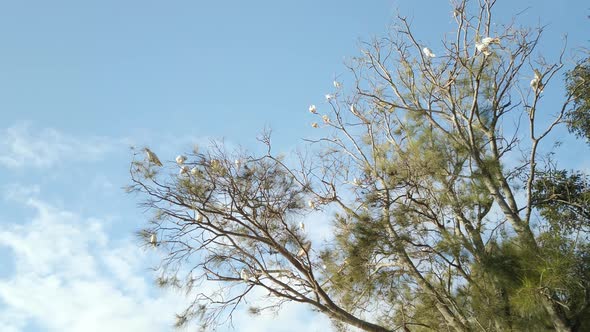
[{"xmin": 0, "ymin": 1, "xmax": 588, "ymax": 331}]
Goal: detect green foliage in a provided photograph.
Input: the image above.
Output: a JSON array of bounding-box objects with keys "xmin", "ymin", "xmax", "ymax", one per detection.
[{"xmin": 565, "ymin": 57, "xmax": 590, "ymax": 142}]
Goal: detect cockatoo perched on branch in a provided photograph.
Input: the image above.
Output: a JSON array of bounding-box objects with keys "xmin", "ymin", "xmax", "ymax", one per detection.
[
  {"xmin": 297, "ymin": 241, "xmax": 312, "ymax": 258},
  {"xmin": 422, "ymin": 47, "xmax": 436, "ymax": 58},
  {"xmin": 481, "ymin": 37, "xmax": 500, "ymax": 45},
  {"xmin": 309, "ymin": 105, "xmax": 317, "ymax": 114},
  {"xmin": 476, "ymin": 36, "xmax": 500, "ymax": 56},
  {"xmin": 299, "ymin": 221, "xmax": 305, "ymax": 231},
  {"xmin": 149, "ymin": 233, "xmax": 158, "ymax": 247},
  {"xmin": 195, "ymin": 212, "xmax": 204, "ymax": 223},
  {"xmin": 144, "ymin": 148, "xmax": 163, "ymax": 166},
  {"xmin": 475, "ymin": 42, "xmax": 492, "ymax": 56},
  {"xmin": 240, "ymin": 269, "xmax": 251, "ymax": 282},
  {"xmin": 176, "ymin": 155, "xmax": 187, "ymax": 165},
  {"xmin": 530, "ymin": 69, "xmax": 543, "ymax": 93}
]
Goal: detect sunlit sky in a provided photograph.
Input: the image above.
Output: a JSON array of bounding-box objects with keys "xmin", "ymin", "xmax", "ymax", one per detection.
[{"xmin": 0, "ymin": 1, "xmax": 588, "ymax": 331}]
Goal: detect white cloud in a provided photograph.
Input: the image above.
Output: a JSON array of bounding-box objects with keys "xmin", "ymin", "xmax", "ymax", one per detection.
[
  {"xmin": 0, "ymin": 123, "xmax": 118, "ymax": 169},
  {"xmin": 0, "ymin": 196, "xmax": 184, "ymax": 332},
  {"xmin": 0, "ymin": 190, "xmax": 336, "ymax": 332}
]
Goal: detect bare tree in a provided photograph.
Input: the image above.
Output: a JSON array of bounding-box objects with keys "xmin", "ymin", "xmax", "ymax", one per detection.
[{"xmin": 129, "ymin": 1, "xmax": 589, "ymax": 331}]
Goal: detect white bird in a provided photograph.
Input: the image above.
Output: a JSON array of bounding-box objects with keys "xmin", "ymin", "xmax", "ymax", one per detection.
[
  {"xmin": 530, "ymin": 69, "xmax": 543, "ymax": 93},
  {"xmin": 190, "ymin": 167, "xmax": 200, "ymax": 176},
  {"xmin": 311, "ymin": 122, "xmax": 319, "ymax": 128},
  {"xmin": 299, "ymin": 221, "xmax": 305, "ymax": 231},
  {"xmin": 475, "ymin": 42, "xmax": 492, "ymax": 56},
  {"xmin": 422, "ymin": 47, "xmax": 436, "ymax": 58},
  {"xmin": 308, "ymin": 200, "xmax": 316, "ymax": 209},
  {"xmin": 481, "ymin": 37, "xmax": 500, "ymax": 45},
  {"xmin": 309, "ymin": 105, "xmax": 317, "ymax": 114},
  {"xmin": 149, "ymin": 233, "xmax": 158, "ymax": 247},
  {"xmin": 144, "ymin": 148, "xmax": 163, "ymax": 166},
  {"xmin": 179, "ymin": 165, "xmax": 189, "ymax": 175},
  {"xmin": 333, "ymin": 80, "xmax": 342, "ymax": 89},
  {"xmin": 353, "ymin": 178, "xmax": 361, "ymax": 186},
  {"xmin": 234, "ymin": 159, "xmax": 242, "ymax": 169},
  {"xmin": 325, "ymin": 94, "xmax": 334, "ymax": 101},
  {"xmin": 322, "ymin": 115, "xmax": 330, "ymax": 124},
  {"xmin": 240, "ymin": 268, "xmax": 251, "ymax": 282},
  {"xmin": 195, "ymin": 212, "xmax": 204, "ymax": 222},
  {"xmin": 176, "ymin": 155, "xmax": 187, "ymax": 165},
  {"xmin": 296, "ymin": 241, "xmax": 312, "ymax": 258}
]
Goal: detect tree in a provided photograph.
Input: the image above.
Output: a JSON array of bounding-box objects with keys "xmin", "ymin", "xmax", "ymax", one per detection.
[
  {"xmin": 128, "ymin": 1, "xmax": 590, "ymax": 331},
  {"xmin": 565, "ymin": 57, "xmax": 590, "ymax": 142}
]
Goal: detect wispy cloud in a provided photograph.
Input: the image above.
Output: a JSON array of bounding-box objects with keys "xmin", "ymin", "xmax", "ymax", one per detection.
[{"xmin": 0, "ymin": 123, "xmax": 119, "ymax": 169}]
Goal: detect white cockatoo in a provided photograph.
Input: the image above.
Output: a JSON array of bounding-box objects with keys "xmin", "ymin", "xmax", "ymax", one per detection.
[
  {"xmin": 333, "ymin": 80, "xmax": 342, "ymax": 89},
  {"xmin": 240, "ymin": 269, "xmax": 251, "ymax": 282},
  {"xmin": 325, "ymin": 94, "xmax": 334, "ymax": 101},
  {"xmin": 422, "ymin": 47, "xmax": 436, "ymax": 58},
  {"xmin": 176, "ymin": 155, "xmax": 187, "ymax": 165},
  {"xmin": 475, "ymin": 42, "xmax": 492, "ymax": 56},
  {"xmin": 309, "ymin": 104, "xmax": 317, "ymax": 114},
  {"xmin": 322, "ymin": 115, "xmax": 330, "ymax": 124},
  {"xmin": 299, "ymin": 221, "xmax": 305, "ymax": 231},
  {"xmin": 352, "ymin": 178, "xmax": 361, "ymax": 186},
  {"xmin": 481, "ymin": 37, "xmax": 500, "ymax": 45},
  {"xmin": 530, "ymin": 69, "xmax": 543, "ymax": 93},
  {"xmin": 234, "ymin": 159, "xmax": 242, "ymax": 169},
  {"xmin": 311, "ymin": 122, "xmax": 319, "ymax": 128},
  {"xmin": 308, "ymin": 200, "xmax": 316, "ymax": 209},
  {"xmin": 296, "ymin": 241, "xmax": 312, "ymax": 258},
  {"xmin": 144, "ymin": 148, "xmax": 163, "ymax": 166},
  {"xmin": 149, "ymin": 233, "xmax": 158, "ymax": 247},
  {"xmin": 190, "ymin": 167, "xmax": 200, "ymax": 176},
  {"xmin": 195, "ymin": 212, "xmax": 204, "ymax": 222},
  {"xmin": 179, "ymin": 165, "xmax": 189, "ymax": 175}
]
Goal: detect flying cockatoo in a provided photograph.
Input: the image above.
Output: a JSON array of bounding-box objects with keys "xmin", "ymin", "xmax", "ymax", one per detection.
[
  {"xmin": 530, "ymin": 69, "xmax": 543, "ymax": 93},
  {"xmin": 176, "ymin": 155, "xmax": 187, "ymax": 165},
  {"xmin": 240, "ymin": 268, "xmax": 251, "ymax": 282},
  {"xmin": 297, "ymin": 241, "xmax": 312, "ymax": 258},
  {"xmin": 309, "ymin": 105, "xmax": 317, "ymax": 114},
  {"xmin": 422, "ymin": 47, "xmax": 436, "ymax": 58},
  {"xmin": 149, "ymin": 233, "xmax": 158, "ymax": 247},
  {"xmin": 144, "ymin": 148, "xmax": 163, "ymax": 166}
]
